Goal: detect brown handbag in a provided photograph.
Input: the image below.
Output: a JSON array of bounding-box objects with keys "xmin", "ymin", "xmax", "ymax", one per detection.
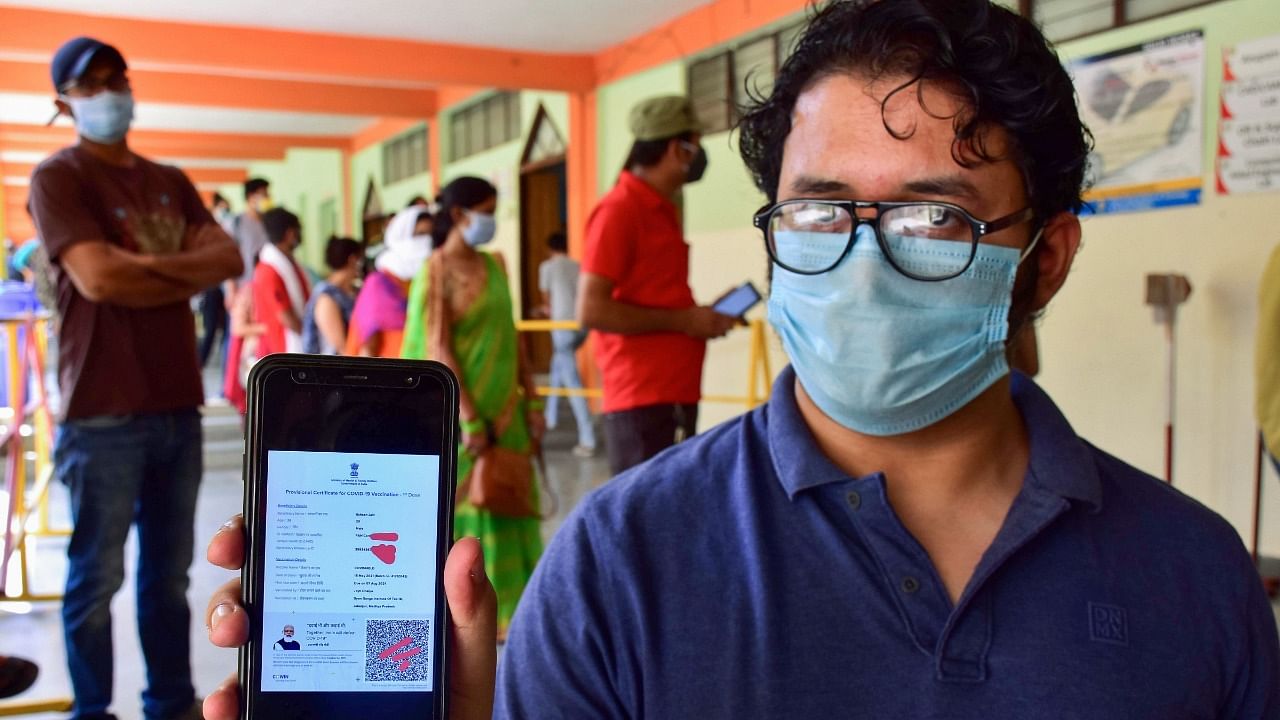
[
  {"xmin": 465, "ymin": 446, "xmax": 538, "ymax": 518},
  {"xmin": 459, "ymin": 394, "xmax": 551, "ymax": 518}
]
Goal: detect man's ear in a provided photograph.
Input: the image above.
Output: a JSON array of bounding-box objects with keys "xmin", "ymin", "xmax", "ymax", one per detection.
[
  {"xmin": 53, "ymin": 97, "xmax": 71, "ymax": 121},
  {"xmin": 1032, "ymin": 211, "xmax": 1082, "ymax": 312}
]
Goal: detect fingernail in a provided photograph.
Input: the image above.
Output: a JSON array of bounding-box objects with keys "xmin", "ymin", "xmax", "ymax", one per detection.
[
  {"xmin": 211, "ymin": 602, "xmax": 235, "ymax": 630},
  {"xmin": 468, "ymin": 539, "xmax": 486, "ymax": 583}
]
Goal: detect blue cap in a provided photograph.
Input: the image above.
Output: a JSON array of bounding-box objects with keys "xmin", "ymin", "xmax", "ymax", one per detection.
[{"xmin": 50, "ymin": 37, "xmax": 126, "ymax": 91}]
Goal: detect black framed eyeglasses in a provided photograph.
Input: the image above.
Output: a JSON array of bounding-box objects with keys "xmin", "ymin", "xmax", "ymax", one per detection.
[{"xmin": 752, "ymin": 199, "xmax": 1036, "ymax": 281}]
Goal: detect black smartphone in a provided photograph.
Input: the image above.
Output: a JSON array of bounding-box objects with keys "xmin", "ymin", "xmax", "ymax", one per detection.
[
  {"xmin": 239, "ymin": 354, "xmax": 458, "ymax": 720},
  {"xmin": 712, "ymin": 280, "xmax": 763, "ymax": 317}
]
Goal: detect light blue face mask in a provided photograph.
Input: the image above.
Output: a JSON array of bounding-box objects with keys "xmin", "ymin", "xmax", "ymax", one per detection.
[
  {"xmin": 63, "ymin": 90, "xmax": 134, "ymax": 144},
  {"xmin": 768, "ymin": 224, "xmax": 1034, "ymax": 436},
  {"xmin": 462, "ymin": 211, "xmax": 496, "ymax": 247}
]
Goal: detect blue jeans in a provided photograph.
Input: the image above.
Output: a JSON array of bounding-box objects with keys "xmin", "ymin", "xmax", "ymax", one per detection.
[
  {"xmin": 56, "ymin": 410, "xmax": 203, "ymax": 720},
  {"xmin": 545, "ymin": 348, "xmax": 595, "ymax": 450}
]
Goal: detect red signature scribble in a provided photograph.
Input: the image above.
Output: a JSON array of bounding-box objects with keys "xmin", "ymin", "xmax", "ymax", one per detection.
[
  {"xmin": 369, "ymin": 532, "xmax": 400, "ymax": 542},
  {"xmin": 370, "ymin": 544, "xmax": 397, "ymax": 565},
  {"xmin": 378, "ymin": 636, "xmax": 425, "ymax": 671}
]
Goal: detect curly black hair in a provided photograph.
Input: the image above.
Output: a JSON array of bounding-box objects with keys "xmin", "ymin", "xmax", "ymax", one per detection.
[{"xmin": 738, "ymin": 0, "xmax": 1092, "ymax": 221}]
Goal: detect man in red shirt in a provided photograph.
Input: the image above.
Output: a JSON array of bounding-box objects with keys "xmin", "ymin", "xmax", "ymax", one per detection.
[
  {"xmin": 578, "ymin": 96, "xmax": 738, "ymax": 475},
  {"xmin": 27, "ymin": 37, "xmax": 242, "ymax": 720},
  {"xmin": 252, "ymin": 208, "xmax": 311, "ymax": 356}
]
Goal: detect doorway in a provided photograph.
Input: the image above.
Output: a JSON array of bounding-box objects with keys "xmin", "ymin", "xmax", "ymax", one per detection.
[{"xmin": 519, "ymin": 105, "xmax": 568, "ymax": 374}]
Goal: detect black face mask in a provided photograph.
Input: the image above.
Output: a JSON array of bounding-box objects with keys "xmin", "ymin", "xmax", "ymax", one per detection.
[{"xmin": 685, "ymin": 145, "xmax": 709, "ymax": 184}]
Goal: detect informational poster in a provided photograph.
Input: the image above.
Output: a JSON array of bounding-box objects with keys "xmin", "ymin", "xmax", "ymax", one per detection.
[
  {"xmin": 260, "ymin": 450, "xmax": 441, "ymax": 693},
  {"xmin": 1070, "ymin": 30, "xmax": 1206, "ymax": 214},
  {"xmin": 1216, "ymin": 33, "xmax": 1280, "ymax": 194}
]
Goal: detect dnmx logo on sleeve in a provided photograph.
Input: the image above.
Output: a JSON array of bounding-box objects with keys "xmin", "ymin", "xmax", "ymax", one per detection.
[
  {"xmin": 1087, "ymin": 602, "xmax": 1128, "ymax": 646},
  {"xmin": 350, "ymin": 463, "xmax": 360, "ymax": 479}
]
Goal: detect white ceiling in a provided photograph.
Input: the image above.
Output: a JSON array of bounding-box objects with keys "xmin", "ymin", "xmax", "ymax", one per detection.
[
  {"xmin": 0, "ymin": 0, "xmax": 714, "ymax": 53},
  {"xmin": 0, "ymin": 92, "xmax": 377, "ymax": 136}
]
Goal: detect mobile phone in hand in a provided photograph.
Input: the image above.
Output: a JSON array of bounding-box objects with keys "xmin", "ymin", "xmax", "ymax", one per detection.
[
  {"xmin": 713, "ymin": 281, "xmax": 763, "ymax": 317},
  {"xmin": 240, "ymin": 355, "xmax": 458, "ymax": 719}
]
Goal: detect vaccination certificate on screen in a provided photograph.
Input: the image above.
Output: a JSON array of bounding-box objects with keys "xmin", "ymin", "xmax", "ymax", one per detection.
[{"xmin": 260, "ymin": 450, "xmax": 440, "ymax": 693}]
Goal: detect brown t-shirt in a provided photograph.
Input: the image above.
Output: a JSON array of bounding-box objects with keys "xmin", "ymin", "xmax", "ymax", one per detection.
[{"xmin": 28, "ymin": 146, "xmax": 210, "ymax": 420}]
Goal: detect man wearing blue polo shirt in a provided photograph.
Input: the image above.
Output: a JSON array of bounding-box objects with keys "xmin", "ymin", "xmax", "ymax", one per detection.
[
  {"xmin": 496, "ymin": 0, "xmax": 1280, "ymax": 716},
  {"xmin": 200, "ymin": 1, "xmax": 1279, "ymax": 716}
]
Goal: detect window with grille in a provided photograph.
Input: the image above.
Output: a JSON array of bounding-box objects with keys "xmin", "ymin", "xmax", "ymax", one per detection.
[
  {"xmin": 688, "ymin": 52, "xmax": 734, "ymax": 135},
  {"xmin": 687, "ymin": 21, "xmax": 813, "ymax": 136},
  {"xmin": 735, "ymin": 35, "xmax": 777, "ymax": 109},
  {"xmin": 1028, "ymin": 0, "xmax": 1222, "ymax": 42},
  {"xmin": 382, "ymin": 126, "xmax": 428, "ymax": 185},
  {"xmin": 776, "ymin": 21, "xmax": 805, "ymax": 69},
  {"xmin": 449, "ymin": 91, "xmax": 522, "ymax": 162}
]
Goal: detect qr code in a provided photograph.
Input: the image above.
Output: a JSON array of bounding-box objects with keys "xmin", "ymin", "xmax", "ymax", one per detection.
[{"xmin": 364, "ymin": 619, "xmax": 431, "ymax": 682}]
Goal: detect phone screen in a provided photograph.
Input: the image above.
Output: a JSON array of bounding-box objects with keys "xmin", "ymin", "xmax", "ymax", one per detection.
[
  {"xmin": 242, "ymin": 357, "xmax": 456, "ymax": 719},
  {"xmin": 713, "ymin": 282, "xmax": 763, "ymax": 317}
]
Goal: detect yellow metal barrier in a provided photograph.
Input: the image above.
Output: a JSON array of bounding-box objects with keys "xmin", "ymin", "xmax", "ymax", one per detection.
[
  {"xmin": 516, "ymin": 318, "xmax": 772, "ymax": 410},
  {"xmin": 1, "ymin": 315, "xmax": 67, "ymax": 605},
  {"xmin": 0, "ymin": 699, "xmax": 74, "ymax": 717},
  {"xmin": 0, "ymin": 315, "xmax": 71, "ymax": 717}
]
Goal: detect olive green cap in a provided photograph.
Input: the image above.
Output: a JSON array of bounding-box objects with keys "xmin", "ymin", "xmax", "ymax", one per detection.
[{"xmin": 628, "ymin": 95, "xmax": 703, "ymax": 141}]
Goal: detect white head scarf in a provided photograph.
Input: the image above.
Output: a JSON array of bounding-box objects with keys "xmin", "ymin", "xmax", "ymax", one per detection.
[{"xmin": 375, "ymin": 207, "xmax": 433, "ymax": 281}]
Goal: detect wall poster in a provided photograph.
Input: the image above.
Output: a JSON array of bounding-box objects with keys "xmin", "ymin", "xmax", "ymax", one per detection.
[{"xmin": 1070, "ymin": 30, "xmax": 1206, "ymax": 215}]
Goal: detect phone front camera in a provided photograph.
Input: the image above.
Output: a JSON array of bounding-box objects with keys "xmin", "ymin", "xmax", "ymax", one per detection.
[
  {"xmin": 405, "ymin": 376, "xmax": 415, "ymax": 385},
  {"xmin": 297, "ymin": 371, "xmax": 308, "ymax": 381}
]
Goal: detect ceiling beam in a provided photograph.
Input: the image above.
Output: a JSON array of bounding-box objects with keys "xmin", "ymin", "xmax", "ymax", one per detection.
[
  {"xmin": 0, "ymin": 124, "xmax": 349, "ymax": 161},
  {"xmin": 0, "ymin": 6, "xmax": 596, "ymax": 92},
  {"xmin": 0, "ymin": 60, "xmax": 435, "ymax": 117}
]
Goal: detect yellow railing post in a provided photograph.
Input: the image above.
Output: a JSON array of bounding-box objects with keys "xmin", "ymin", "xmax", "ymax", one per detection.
[{"xmin": 1, "ymin": 315, "xmax": 68, "ymax": 604}]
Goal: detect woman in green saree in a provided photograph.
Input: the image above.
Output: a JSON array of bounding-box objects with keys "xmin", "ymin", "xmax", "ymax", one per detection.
[{"xmin": 403, "ymin": 176, "xmax": 544, "ymax": 637}]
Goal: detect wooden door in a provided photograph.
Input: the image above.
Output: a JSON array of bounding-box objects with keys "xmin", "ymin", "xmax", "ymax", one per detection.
[{"xmin": 519, "ymin": 162, "xmax": 566, "ymax": 374}]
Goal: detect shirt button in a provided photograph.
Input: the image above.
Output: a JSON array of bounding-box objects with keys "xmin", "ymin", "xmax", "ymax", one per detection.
[
  {"xmin": 901, "ymin": 577, "xmax": 920, "ymax": 594},
  {"xmin": 845, "ymin": 491, "xmax": 862, "ymax": 510}
]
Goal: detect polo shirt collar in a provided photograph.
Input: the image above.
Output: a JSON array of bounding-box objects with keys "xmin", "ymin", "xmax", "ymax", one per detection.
[
  {"xmin": 766, "ymin": 366, "xmax": 1103, "ymax": 510},
  {"xmin": 618, "ymin": 170, "xmax": 674, "ymax": 213}
]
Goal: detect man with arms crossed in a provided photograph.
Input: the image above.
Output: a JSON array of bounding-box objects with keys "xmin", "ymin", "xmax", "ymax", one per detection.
[
  {"xmin": 203, "ymin": 1, "xmax": 1279, "ymax": 716},
  {"xmin": 29, "ymin": 37, "xmax": 242, "ymax": 720}
]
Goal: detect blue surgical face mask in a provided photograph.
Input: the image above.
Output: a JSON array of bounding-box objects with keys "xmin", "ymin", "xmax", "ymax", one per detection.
[
  {"xmin": 63, "ymin": 90, "xmax": 134, "ymax": 144},
  {"xmin": 462, "ymin": 211, "xmax": 496, "ymax": 247},
  {"xmin": 767, "ymin": 224, "xmax": 1032, "ymax": 436}
]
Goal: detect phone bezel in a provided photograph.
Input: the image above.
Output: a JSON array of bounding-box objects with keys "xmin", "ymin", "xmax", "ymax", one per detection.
[{"xmin": 239, "ymin": 354, "xmax": 458, "ymax": 720}]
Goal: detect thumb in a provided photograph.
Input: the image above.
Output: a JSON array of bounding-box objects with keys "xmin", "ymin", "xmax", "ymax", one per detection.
[{"xmin": 444, "ymin": 536, "xmax": 497, "ymax": 720}]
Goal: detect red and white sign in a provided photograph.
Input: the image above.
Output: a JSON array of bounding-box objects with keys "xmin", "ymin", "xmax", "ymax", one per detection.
[{"xmin": 1218, "ymin": 34, "xmax": 1280, "ymax": 195}]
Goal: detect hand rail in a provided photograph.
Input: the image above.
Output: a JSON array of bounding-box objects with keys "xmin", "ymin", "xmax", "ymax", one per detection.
[{"xmin": 515, "ymin": 318, "xmax": 773, "ymax": 410}]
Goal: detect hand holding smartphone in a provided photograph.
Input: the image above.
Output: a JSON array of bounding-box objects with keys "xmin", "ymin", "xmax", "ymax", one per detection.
[{"xmin": 238, "ymin": 355, "xmax": 459, "ymax": 719}]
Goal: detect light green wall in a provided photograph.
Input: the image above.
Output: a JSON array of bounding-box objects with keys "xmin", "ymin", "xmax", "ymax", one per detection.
[
  {"xmin": 350, "ymin": 121, "xmax": 433, "ymax": 230},
  {"xmin": 212, "ymin": 148, "xmax": 346, "ymax": 273}
]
